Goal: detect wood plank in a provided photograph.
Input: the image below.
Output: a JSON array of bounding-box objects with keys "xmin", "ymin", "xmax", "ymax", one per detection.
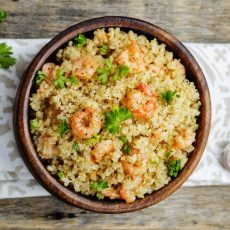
[
  {"xmin": 0, "ymin": 186, "xmax": 229, "ymax": 229},
  {"xmin": 0, "ymin": 0, "xmax": 230, "ymax": 42}
]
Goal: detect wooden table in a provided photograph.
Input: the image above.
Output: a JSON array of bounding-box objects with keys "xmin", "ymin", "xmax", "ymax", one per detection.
[{"xmin": 1, "ymin": 0, "xmax": 230, "ymax": 229}]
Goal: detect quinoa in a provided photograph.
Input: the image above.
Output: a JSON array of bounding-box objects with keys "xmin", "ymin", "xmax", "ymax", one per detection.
[{"xmin": 30, "ymin": 28, "xmax": 200, "ymax": 203}]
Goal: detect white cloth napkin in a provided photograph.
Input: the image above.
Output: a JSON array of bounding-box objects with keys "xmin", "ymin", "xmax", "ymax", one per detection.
[{"xmin": 0, "ymin": 39, "xmax": 230, "ymax": 198}]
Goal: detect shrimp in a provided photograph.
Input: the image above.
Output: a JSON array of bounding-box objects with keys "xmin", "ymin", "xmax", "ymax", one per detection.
[
  {"xmin": 72, "ymin": 55, "xmax": 98, "ymax": 80},
  {"xmin": 119, "ymin": 176, "xmax": 143, "ymax": 203},
  {"xmin": 116, "ymin": 40, "xmax": 145, "ymax": 73},
  {"xmin": 123, "ymin": 83, "xmax": 158, "ymax": 119},
  {"xmin": 102, "ymin": 187, "xmax": 120, "ymax": 200},
  {"xmin": 91, "ymin": 140, "xmax": 115, "ymax": 163},
  {"xmin": 173, "ymin": 128, "xmax": 196, "ymax": 150},
  {"xmin": 70, "ymin": 108, "xmax": 101, "ymax": 139},
  {"xmin": 121, "ymin": 147, "xmax": 147, "ymax": 178},
  {"xmin": 40, "ymin": 135, "xmax": 58, "ymax": 159},
  {"xmin": 41, "ymin": 63, "xmax": 56, "ymax": 81}
]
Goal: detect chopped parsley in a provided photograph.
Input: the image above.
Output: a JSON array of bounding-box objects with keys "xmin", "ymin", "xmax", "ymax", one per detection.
[
  {"xmin": 167, "ymin": 160, "xmax": 182, "ymax": 178},
  {"xmin": 35, "ymin": 71, "xmax": 45, "ymax": 85},
  {"xmin": 100, "ymin": 45, "xmax": 108, "ymax": 55},
  {"xmin": 120, "ymin": 135, "xmax": 131, "ymax": 154},
  {"xmin": 114, "ymin": 65, "xmax": 130, "ymax": 81},
  {"xmin": 72, "ymin": 141, "xmax": 79, "ymax": 151},
  {"xmin": 57, "ymin": 171, "xmax": 64, "ymax": 179},
  {"xmin": 86, "ymin": 134, "xmax": 100, "ymax": 145},
  {"xmin": 90, "ymin": 180, "xmax": 108, "ymax": 192},
  {"xmin": 161, "ymin": 90, "xmax": 176, "ymax": 105},
  {"xmin": 97, "ymin": 58, "xmax": 113, "ymax": 84},
  {"xmin": 105, "ymin": 107, "xmax": 133, "ymax": 134},
  {"xmin": 69, "ymin": 76, "xmax": 78, "ymax": 85},
  {"xmin": 165, "ymin": 151, "xmax": 171, "ymax": 158},
  {"xmin": 0, "ymin": 43, "xmax": 16, "ymax": 69},
  {"xmin": 54, "ymin": 68, "xmax": 67, "ymax": 88},
  {"xmin": 30, "ymin": 119, "xmax": 38, "ymax": 130},
  {"xmin": 96, "ymin": 193, "xmax": 104, "ymax": 200},
  {"xmin": 0, "ymin": 9, "xmax": 7, "ymax": 22},
  {"xmin": 58, "ymin": 119, "xmax": 69, "ymax": 136},
  {"xmin": 74, "ymin": 34, "xmax": 86, "ymax": 47}
]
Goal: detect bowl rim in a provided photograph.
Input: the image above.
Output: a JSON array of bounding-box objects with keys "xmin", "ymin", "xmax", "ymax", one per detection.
[{"xmin": 14, "ymin": 16, "xmax": 211, "ymax": 213}]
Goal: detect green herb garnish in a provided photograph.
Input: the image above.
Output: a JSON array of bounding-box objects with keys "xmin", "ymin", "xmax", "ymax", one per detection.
[
  {"xmin": 35, "ymin": 71, "xmax": 45, "ymax": 85},
  {"xmin": 72, "ymin": 141, "xmax": 79, "ymax": 151},
  {"xmin": 0, "ymin": 9, "xmax": 7, "ymax": 22},
  {"xmin": 58, "ymin": 119, "xmax": 69, "ymax": 136},
  {"xmin": 96, "ymin": 193, "xmax": 104, "ymax": 200},
  {"xmin": 113, "ymin": 65, "xmax": 130, "ymax": 81},
  {"xmin": 90, "ymin": 180, "xmax": 108, "ymax": 192},
  {"xmin": 97, "ymin": 58, "xmax": 113, "ymax": 84},
  {"xmin": 105, "ymin": 107, "xmax": 133, "ymax": 134},
  {"xmin": 30, "ymin": 119, "xmax": 38, "ymax": 130},
  {"xmin": 167, "ymin": 160, "xmax": 182, "ymax": 178},
  {"xmin": 0, "ymin": 43, "xmax": 16, "ymax": 69},
  {"xmin": 165, "ymin": 151, "xmax": 171, "ymax": 158},
  {"xmin": 69, "ymin": 76, "xmax": 78, "ymax": 85},
  {"xmin": 57, "ymin": 171, "xmax": 64, "ymax": 179},
  {"xmin": 161, "ymin": 90, "xmax": 176, "ymax": 105},
  {"xmin": 120, "ymin": 135, "xmax": 131, "ymax": 154},
  {"xmin": 86, "ymin": 135, "xmax": 100, "ymax": 145},
  {"xmin": 74, "ymin": 34, "xmax": 86, "ymax": 47},
  {"xmin": 100, "ymin": 45, "xmax": 108, "ymax": 55},
  {"xmin": 54, "ymin": 68, "xmax": 67, "ymax": 88}
]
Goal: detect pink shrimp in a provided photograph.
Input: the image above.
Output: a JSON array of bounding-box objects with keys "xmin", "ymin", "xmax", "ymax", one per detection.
[
  {"xmin": 121, "ymin": 147, "xmax": 147, "ymax": 178},
  {"xmin": 123, "ymin": 83, "xmax": 158, "ymax": 119},
  {"xmin": 116, "ymin": 40, "xmax": 146, "ymax": 73},
  {"xmin": 72, "ymin": 55, "xmax": 98, "ymax": 81},
  {"xmin": 70, "ymin": 108, "xmax": 101, "ymax": 139},
  {"xmin": 91, "ymin": 140, "xmax": 115, "ymax": 163},
  {"xmin": 119, "ymin": 176, "xmax": 143, "ymax": 203}
]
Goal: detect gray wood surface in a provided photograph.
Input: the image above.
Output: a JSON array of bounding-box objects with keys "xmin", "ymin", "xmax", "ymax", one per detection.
[
  {"xmin": 0, "ymin": 0, "xmax": 230, "ymax": 229},
  {"xmin": 1, "ymin": 0, "xmax": 230, "ymax": 42},
  {"xmin": 0, "ymin": 186, "xmax": 229, "ymax": 230}
]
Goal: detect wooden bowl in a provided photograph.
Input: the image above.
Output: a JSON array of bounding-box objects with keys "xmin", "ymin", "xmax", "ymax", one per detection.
[{"xmin": 14, "ymin": 16, "xmax": 211, "ymax": 213}]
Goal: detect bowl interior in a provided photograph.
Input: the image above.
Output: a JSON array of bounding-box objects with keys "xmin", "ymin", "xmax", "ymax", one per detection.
[{"xmin": 14, "ymin": 16, "xmax": 211, "ymax": 213}]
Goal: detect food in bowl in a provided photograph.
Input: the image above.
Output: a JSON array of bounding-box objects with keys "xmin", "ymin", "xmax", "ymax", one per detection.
[{"xmin": 30, "ymin": 28, "xmax": 200, "ymax": 203}]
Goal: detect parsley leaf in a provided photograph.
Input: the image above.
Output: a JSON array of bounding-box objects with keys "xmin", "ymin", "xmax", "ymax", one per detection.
[
  {"xmin": 0, "ymin": 43, "xmax": 16, "ymax": 69},
  {"xmin": 72, "ymin": 141, "xmax": 79, "ymax": 151},
  {"xmin": 113, "ymin": 65, "xmax": 130, "ymax": 81},
  {"xmin": 120, "ymin": 135, "xmax": 131, "ymax": 154},
  {"xmin": 30, "ymin": 119, "xmax": 38, "ymax": 130},
  {"xmin": 96, "ymin": 193, "xmax": 104, "ymax": 200},
  {"xmin": 97, "ymin": 72, "xmax": 109, "ymax": 84},
  {"xmin": 90, "ymin": 180, "xmax": 108, "ymax": 192},
  {"xmin": 57, "ymin": 171, "xmax": 64, "ymax": 179},
  {"xmin": 69, "ymin": 76, "xmax": 78, "ymax": 85},
  {"xmin": 54, "ymin": 68, "xmax": 67, "ymax": 88},
  {"xmin": 35, "ymin": 71, "xmax": 45, "ymax": 85},
  {"xmin": 58, "ymin": 119, "xmax": 69, "ymax": 136},
  {"xmin": 74, "ymin": 34, "xmax": 86, "ymax": 47},
  {"xmin": 105, "ymin": 107, "xmax": 133, "ymax": 134},
  {"xmin": 86, "ymin": 134, "xmax": 100, "ymax": 145},
  {"xmin": 167, "ymin": 160, "xmax": 182, "ymax": 178},
  {"xmin": 165, "ymin": 151, "xmax": 171, "ymax": 158},
  {"xmin": 161, "ymin": 90, "xmax": 176, "ymax": 105},
  {"xmin": 0, "ymin": 9, "xmax": 7, "ymax": 22},
  {"xmin": 100, "ymin": 45, "xmax": 108, "ymax": 55},
  {"xmin": 97, "ymin": 58, "xmax": 113, "ymax": 84}
]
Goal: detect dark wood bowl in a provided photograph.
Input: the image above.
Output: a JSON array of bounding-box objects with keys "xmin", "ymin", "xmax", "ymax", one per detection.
[{"xmin": 14, "ymin": 16, "xmax": 211, "ymax": 213}]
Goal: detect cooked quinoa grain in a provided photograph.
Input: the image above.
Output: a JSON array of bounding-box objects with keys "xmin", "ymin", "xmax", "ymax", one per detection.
[{"xmin": 30, "ymin": 28, "xmax": 200, "ymax": 203}]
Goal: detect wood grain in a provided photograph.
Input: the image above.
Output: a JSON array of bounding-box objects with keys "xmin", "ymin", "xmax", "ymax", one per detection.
[
  {"xmin": 0, "ymin": 0, "xmax": 230, "ymax": 42},
  {"xmin": 0, "ymin": 186, "xmax": 229, "ymax": 230}
]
